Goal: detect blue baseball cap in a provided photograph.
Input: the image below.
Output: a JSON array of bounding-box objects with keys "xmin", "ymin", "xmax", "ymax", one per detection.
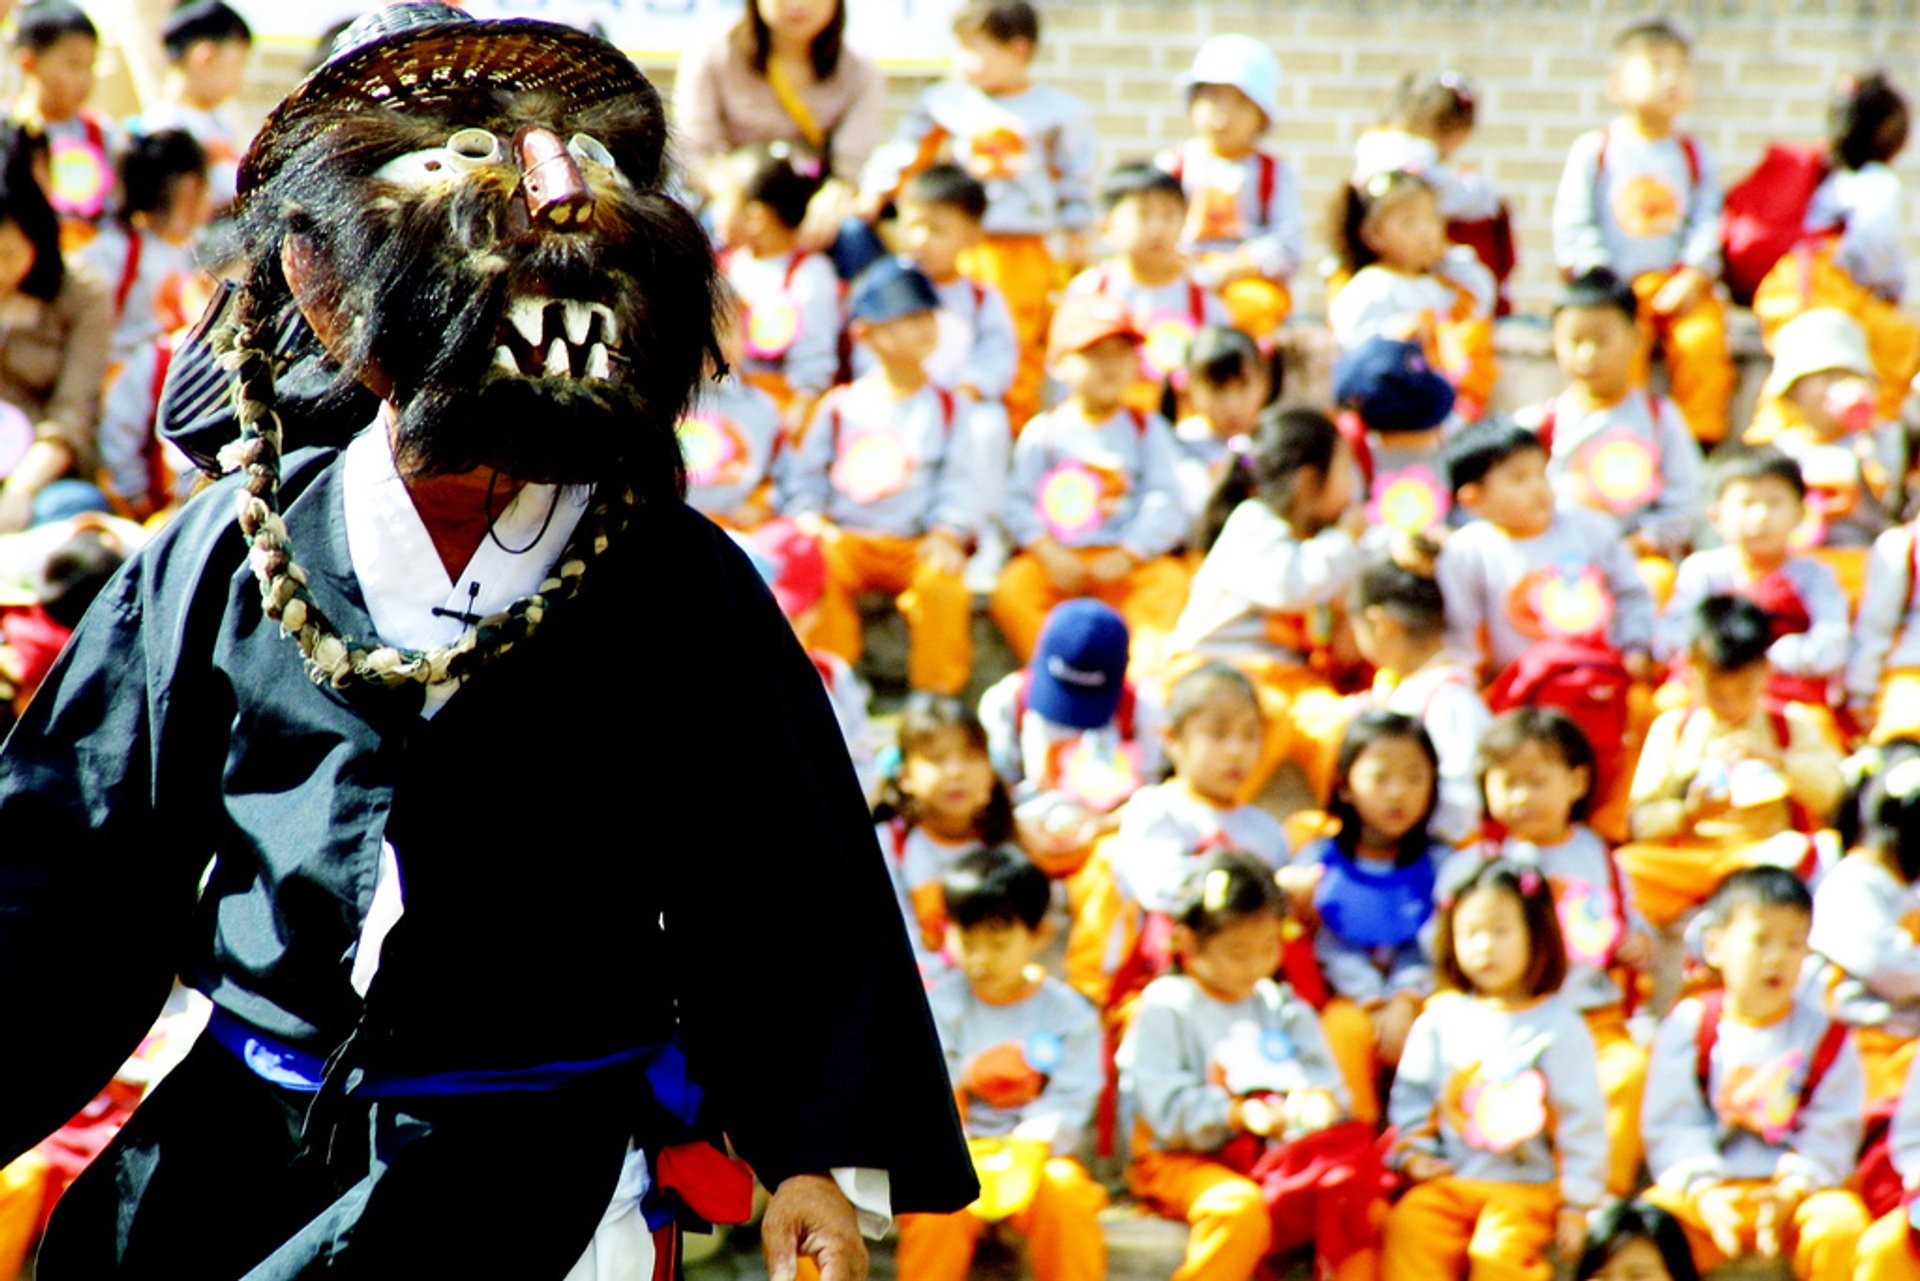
[
  {"xmin": 1028, "ymin": 600, "xmax": 1130, "ymax": 730},
  {"xmin": 1332, "ymin": 336, "xmax": 1456, "ymax": 435},
  {"xmin": 847, "ymin": 256, "xmax": 940, "ymax": 324}
]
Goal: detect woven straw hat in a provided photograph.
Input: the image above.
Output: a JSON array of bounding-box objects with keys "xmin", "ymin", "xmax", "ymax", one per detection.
[{"xmin": 237, "ymin": 2, "xmax": 661, "ymax": 205}]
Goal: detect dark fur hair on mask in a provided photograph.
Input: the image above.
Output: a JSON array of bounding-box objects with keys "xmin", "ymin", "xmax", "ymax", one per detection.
[{"xmin": 232, "ymin": 89, "xmax": 720, "ymax": 508}]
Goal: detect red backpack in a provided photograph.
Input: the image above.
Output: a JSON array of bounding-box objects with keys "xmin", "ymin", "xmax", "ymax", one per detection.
[
  {"xmin": 1721, "ymin": 144, "xmax": 1834, "ymax": 307},
  {"xmin": 1691, "ymin": 989, "xmax": 1849, "ymax": 1131},
  {"xmin": 1485, "ymin": 640, "xmax": 1633, "ymax": 799}
]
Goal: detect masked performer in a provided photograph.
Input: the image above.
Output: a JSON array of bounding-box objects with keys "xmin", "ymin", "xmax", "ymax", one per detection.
[{"xmin": 0, "ymin": 7, "xmax": 974, "ymax": 1278}]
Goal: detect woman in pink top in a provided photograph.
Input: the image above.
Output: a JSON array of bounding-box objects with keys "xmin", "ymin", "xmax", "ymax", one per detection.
[{"xmin": 675, "ymin": 0, "xmax": 884, "ymax": 262}]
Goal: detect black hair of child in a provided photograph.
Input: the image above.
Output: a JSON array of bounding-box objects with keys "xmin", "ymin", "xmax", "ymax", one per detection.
[
  {"xmin": 1702, "ymin": 864, "xmax": 1814, "ymax": 930},
  {"xmin": 162, "ymin": 1, "xmax": 253, "ymax": 62},
  {"xmin": 873, "ymin": 693, "xmax": 1015, "ymax": 845},
  {"xmin": 945, "ymin": 845, "xmax": 1051, "ymax": 931},
  {"xmin": 1165, "ymin": 661, "xmax": 1261, "ymax": 734},
  {"xmin": 1196, "ymin": 405, "xmax": 1342, "ymax": 553},
  {"xmin": 1576, "ymin": 1201, "xmax": 1702, "ymax": 1281},
  {"xmin": 1846, "ymin": 738, "xmax": 1920, "ymax": 883},
  {"xmin": 1705, "ymin": 441, "xmax": 1807, "ymax": 501},
  {"xmin": 1328, "ymin": 710, "xmax": 1440, "ymax": 867},
  {"xmin": 952, "ymin": 0, "xmax": 1039, "ymax": 46},
  {"xmin": 1327, "ymin": 168, "xmax": 1435, "ymax": 277},
  {"xmin": 118, "ymin": 128, "xmax": 207, "ymax": 225},
  {"xmin": 1690, "ymin": 594, "xmax": 1773, "ymax": 671},
  {"xmin": 40, "ymin": 528, "xmax": 126, "ymax": 630},
  {"xmin": 1386, "ymin": 72, "xmax": 1476, "ymax": 136},
  {"xmin": 903, "ymin": 162, "xmax": 988, "ymax": 223},
  {"xmin": 1444, "ymin": 415, "xmax": 1546, "ymax": 498},
  {"xmin": 1476, "ymin": 706, "xmax": 1597, "ymax": 820},
  {"xmin": 1170, "ymin": 848, "xmax": 1288, "ymax": 945},
  {"xmin": 735, "ymin": 0, "xmax": 846, "ymax": 80},
  {"xmin": 1433, "ymin": 857, "xmax": 1569, "ymax": 996},
  {"xmin": 1612, "ymin": 17, "xmax": 1691, "ymax": 58},
  {"xmin": 1830, "ymin": 71, "xmax": 1909, "ymax": 172},
  {"xmin": 15, "ymin": 1, "xmax": 96, "ymax": 53},
  {"xmin": 1170, "ymin": 323, "xmax": 1283, "ymax": 425},
  {"xmin": 738, "ymin": 143, "xmax": 827, "ymax": 232},
  {"xmin": 1101, "ymin": 163, "xmax": 1185, "ymax": 214},
  {"xmin": 1351, "ymin": 557, "xmax": 1446, "ymax": 638},
  {"xmin": 0, "ymin": 124, "xmax": 64, "ymax": 303},
  {"xmin": 1555, "ymin": 267, "xmax": 1639, "ymax": 326}
]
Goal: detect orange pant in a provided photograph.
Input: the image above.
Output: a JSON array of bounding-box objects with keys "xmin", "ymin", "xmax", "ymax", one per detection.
[
  {"xmin": 1220, "ymin": 277, "xmax": 1293, "ymax": 342},
  {"xmin": 1131, "ymin": 1147, "xmax": 1377, "ymax": 1281},
  {"xmin": 1319, "ymin": 997, "xmax": 1384, "ymax": 1126},
  {"xmin": 1632, "ymin": 269, "xmax": 1735, "ymax": 444},
  {"xmin": 1614, "ymin": 834, "xmax": 1800, "ymax": 927},
  {"xmin": 959, "ymin": 234, "xmax": 1056, "ymax": 433},
  {"xmin": 1381, "ymin": 1177, "xmax": 1561, "ymax": 1281},
  {"xmin": 1857, "ymin": 1208, "xmax": 1920, "ymax": 1281},
  {"xmin": 992, "ymin": 547, "xmax": 1191, "ymax": 669},
  {"xmin": 1754, "ymin": 244, "xmax": 1920, "ymax": 422},
  {"xmin": 1585, "ymin": 1003, "xmax": 1648, "ymax": 1197},
  {"xmin": 1644, "ymin": 1180, "xmax": 1868, "ymax": 1281},
  {"xmin": 804, "ymin": 528, "xmax": 972, "ymax": 695},
  {"xmin": 895, "ymin": 1156, "xmax": 1108, "ymax": 1281}
]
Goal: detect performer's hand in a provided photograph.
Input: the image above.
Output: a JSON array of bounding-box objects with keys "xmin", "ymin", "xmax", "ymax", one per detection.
[{"xmin": 764, "ymin": 1174, "xmax": 868, "ymax": 1281}]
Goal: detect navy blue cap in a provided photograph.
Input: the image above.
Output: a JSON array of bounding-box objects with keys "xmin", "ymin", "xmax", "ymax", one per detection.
[
  {"xmin": 847, "ymin": 256, "xmax": 940, "ymax": 324},
  {"xmin": 1028, "ymin": 600, "xmax": 1130, "ymax": 730},
  {"xmin": 1332, "ymin": 336, "xmax": 1456, "ymax": 435}
]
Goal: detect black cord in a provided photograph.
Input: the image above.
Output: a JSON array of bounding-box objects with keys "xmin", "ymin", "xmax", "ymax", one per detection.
[{"xmin": 484, "ymin": 469, "xmax": 561, "ymax": 555}]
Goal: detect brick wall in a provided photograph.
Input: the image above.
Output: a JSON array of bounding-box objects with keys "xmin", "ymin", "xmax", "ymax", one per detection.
[{"xmin": 243, "ymin": 1, "xmax": 1919, "ymax": 323}]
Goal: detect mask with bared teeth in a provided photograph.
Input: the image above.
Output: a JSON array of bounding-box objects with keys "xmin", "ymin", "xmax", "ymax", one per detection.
[{"xmin": 230, "ymin": 5, "xmax": 720, "ymax": 504}]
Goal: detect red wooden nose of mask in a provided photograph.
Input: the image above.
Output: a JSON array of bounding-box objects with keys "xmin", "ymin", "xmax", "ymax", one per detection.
[{"xmin": 516, "ymin": 127, "xmax": 594, "ymax": 229}]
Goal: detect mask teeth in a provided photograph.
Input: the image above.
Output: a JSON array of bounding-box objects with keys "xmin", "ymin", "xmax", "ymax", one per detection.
[
  {"xmin": 586, "ymin": 343, "xmax": 610, "ymax": 380},
  {"xmin": 547, "ymin": 337, "xmax": 571, "ymax": 378}
]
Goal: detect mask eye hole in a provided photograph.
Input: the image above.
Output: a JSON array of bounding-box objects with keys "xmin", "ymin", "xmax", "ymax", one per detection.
[
  {"xmin": 568, "ymin": 133, "xmax": 615, "ymax": 169},
  {"xmin": 447, "ymin": 128, "xmax": 503, "ymax": 163}
]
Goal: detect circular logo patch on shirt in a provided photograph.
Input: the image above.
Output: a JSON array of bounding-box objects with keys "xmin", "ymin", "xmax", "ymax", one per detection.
[
  {"xmin": 49, "ymin": 134, "xmax": 109, "ymax": 219},
  {"xmin": 1576, "ymin": 429, "xmax": 1662, "ymax": 515},
  {"xmin": 676, "ymin": 411, "xmax": 744, "ymax": 489},
  {"xmin": 1141, "ymin": 314, "xmax": 1198, "ymax": 381},
  {"xmin": 0, "ymin": 403, "xmax": 32, "ymax": 479},
  {"xmin": 743, "ymin": 295, "xmax": 800, "ymax": 360},
  {"xmin": 1369, "ymin": 464, "xmax": 1450, "ymax": 535},
  {"xmin": 1460, "ymin": 1066, "xmax": 1549, "ymax": 1153},
  {"xmin": 1057, "ymin": 735, "xmax": 1142, "ymax": 813},
  {"xmin": 1610, "ymin": 174, "xmax": 1682, "ymax": 240},
  {"xmin": 830, "ymin": 430, "xmax": 912, "ymax": 504},
  {"xmin": 1556, "ymin": 878, "xmax": 1622, "ymax": 970},
  {"xmin": 1023, "ymin": 1031, "xmax": 1064, "ymax": 1076},
  {"xmin": 1038, "ymin": 463, "xmax": 1105, "ymax": 541},
  {"xmin": 1510, "ymin": 563, "xmax": 1615, "ymax": 641}
]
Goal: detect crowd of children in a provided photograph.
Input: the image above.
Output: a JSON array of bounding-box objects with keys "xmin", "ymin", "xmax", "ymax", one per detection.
[
  {"xmin": 676, "ymin": 5, "xmax": 1920, "ymax": 1281},
  {"xmin": 7, "ymin": 2, "xmax": 1920, "ymax": 1281}
]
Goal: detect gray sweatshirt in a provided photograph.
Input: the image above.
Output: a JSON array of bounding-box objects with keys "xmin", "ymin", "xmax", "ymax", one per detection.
[
  {"xmin": 1388, "ymin": 990, "xmax": 1608, "ymax": 1208},
  {"xmin": 1120, "ymin": 973, "xmax": 1348, "ymax": 1154},
  {"xmin": 1642, "ymin": 995, "xmax": 1864, "ymax": 1193},
  {"xmin": 927, "ymin": 968, "xmax": 1104, "ymax": 1157}
]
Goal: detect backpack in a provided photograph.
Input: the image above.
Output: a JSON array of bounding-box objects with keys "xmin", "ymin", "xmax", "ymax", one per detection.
[
  {"xmin": 1485, "ymin": 639, "xmax": 1633, "ymax": 798},
  {"xmin": 1721, "ymin": 144, "xmax": 1833, "ymax": 307},
  {"xmin": 1217, "ymin": 1119, "xmax": 1391, "ymax": 1264}
]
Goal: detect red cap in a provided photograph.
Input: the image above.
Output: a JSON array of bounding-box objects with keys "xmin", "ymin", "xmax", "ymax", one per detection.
[
  {"xmin": 1047, "ymin": 294, "xmax": 1143, "ymax": 364},
  {"xmin": 747, "ymin": 519, "xmax": 826, "ymax": 618}
]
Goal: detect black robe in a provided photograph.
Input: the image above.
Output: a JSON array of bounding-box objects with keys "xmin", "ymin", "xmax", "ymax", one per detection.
[{"xmin": 0, "ymin": 447, "xmax": 976, "ymax": 1276}]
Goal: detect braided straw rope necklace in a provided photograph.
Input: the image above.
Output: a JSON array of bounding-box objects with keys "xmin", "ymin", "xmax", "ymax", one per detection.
[{"xmin": 209, "ymin": 319, "xmax": 633, "ymax": 690}]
